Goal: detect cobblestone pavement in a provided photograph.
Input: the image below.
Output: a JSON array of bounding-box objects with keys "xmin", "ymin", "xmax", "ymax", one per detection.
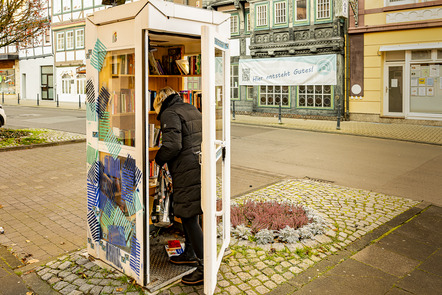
[{"xmin": 32, "ymin": 179, "xmax": 418, "ymax": 295}]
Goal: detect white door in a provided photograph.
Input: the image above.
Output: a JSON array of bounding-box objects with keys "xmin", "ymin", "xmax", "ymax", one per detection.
[
  {"xmin": 384, "ymin": 63, "xmax": 404, "ymax": 116},
  {"xmin": 201, "ymin": 26, "xmax": 231, "ymax": 295}
]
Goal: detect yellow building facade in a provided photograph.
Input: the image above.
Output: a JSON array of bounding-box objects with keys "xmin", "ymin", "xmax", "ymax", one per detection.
[{"xmin": 348, "ymin": 0, "xmax": 442, "ymax": 124}]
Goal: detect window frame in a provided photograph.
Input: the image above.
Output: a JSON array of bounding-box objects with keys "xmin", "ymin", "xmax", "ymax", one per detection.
[
  {"xmin": 231, "ymin": 63, "xmax": 240, "ymax": 101},
  {"xmin": 294, "ymin": 0, "xmax": 309, "ymax": 26},
  {"xmin": 66, "ymin": 30, "xmax": 74, "ymax": 50},
  {"xmin": 56, "ymin": 32, "xmax": 65, "ymax": 51},
  {"xmin": 273, "ymin": 0, "xmax": 288, "ymax": 28},
  {"xmin": 245, "ymin": 11, "xmax": 251, "ymax": 34},
  {"xmin": 296, "ymin": 85, "xmax": 334, "ymax": 109},
  {"xmin": 246, "ymin": 86, "xmax": 256, "ymax": 101},
  {"xmin": 258, "ymin": 85, "xmax": 291, "ymax": 107},
  {"xmin": 230, "ymin": 13, "xmax": 240, "ymax": 36},
  {"xmin": 255, "ymin": 2, "xmax": 270, "ymax": 30},
  {"xmin": 315, "ymin": 0, "xmax": 333, "ymax": 24},
  {"xmin": 75, "ymin": 28, "xmax": 85, "ymax": 49}
]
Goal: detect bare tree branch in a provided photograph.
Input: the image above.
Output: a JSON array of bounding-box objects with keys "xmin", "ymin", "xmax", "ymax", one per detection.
[{"xmin": 0, "ymin": 0, "xmax": 49, "ymax": 49}]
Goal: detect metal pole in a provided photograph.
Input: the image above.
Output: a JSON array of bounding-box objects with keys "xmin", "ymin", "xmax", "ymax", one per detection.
[
  {"xmin": 278, "ymin": 100, "xmax": 282, "ymax": 124},
  {"xmin": 232, "ymin": 100, "xmax": 235, "ymax": 120},
  {"xmin": 18, "ymin": 93, "xmax": 20, "ymax": 104},
  {"xmin": 2, "ymin": 92, "xmax": 3, "ymax": 104},
  {"xmin": 37, "ymin": 93, "xmax": 39, "ymax": 106},
  {"xmin": 336, "ymin": 95, "xmax": 341, "ymax": 130},
  {"xmin": 57, "ymin": 94, "xmax": 59, "ymax": 107},
  {"xmin": 79, "ymin": 95, "xmax": 81, "ymax": 109}
]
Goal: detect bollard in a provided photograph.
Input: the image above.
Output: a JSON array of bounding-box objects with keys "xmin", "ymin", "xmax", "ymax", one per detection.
[
  {"xmin": 232, "ymin": 100, "xmax": 235, "ymax": 120},
  {"xmin": 57, "ymin": 94, "xmax": 59, "ymax": 107},
  {"xmin": 37, "ymin": 93, "xmax": 39, "ymax": 106},
  {"xmin": 79, "ymin": 95, "xmax": 81, "ymax": 109},
  {"xmin": 18, "ymin": 93, "xmax": 20, "ymax": 104},
  {"xmin": 2, "ymin": 92, "xmax": 3, "ymax": 104},
  {"xmin": 336, "ymin": 95, "xmax": 341, "ymax": 130},
  {"xmin": 278, "ymin": 100, "xmax": 282, "ymax": 124}
]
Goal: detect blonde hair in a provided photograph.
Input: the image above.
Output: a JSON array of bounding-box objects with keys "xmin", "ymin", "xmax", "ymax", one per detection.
[{"xmin": 153, "ymin": 86, "xmax": 177, "ymax": 114}]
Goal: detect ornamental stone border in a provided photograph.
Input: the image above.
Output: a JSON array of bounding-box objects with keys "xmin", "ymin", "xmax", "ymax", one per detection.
[{"xmin": 35, "ymin": 179, "xmax": 419, "ymax": 295}]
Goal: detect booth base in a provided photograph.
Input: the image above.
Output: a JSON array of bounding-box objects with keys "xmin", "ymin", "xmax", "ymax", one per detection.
[{"xmin": 146, "ymin": 234, "xmax": 195, "ymax": 292}]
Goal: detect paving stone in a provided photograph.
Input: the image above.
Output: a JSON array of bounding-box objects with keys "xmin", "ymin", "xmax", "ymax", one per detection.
[
  {"xmin": 59, "ymin": 270, "xmax": 72, "ymax": 278},
  {"xmin": 48, "ymin": 276, "xmax": 61, "ymax": 285},
  {"xmin": 264, "ymin": 280, "xmax": 277, "ymax": 289},
  {"xmin": 271, "ymin": 274, "xmax": 285, "ymax": 284},
  {"xmin": 89, "ymin": 285, "xmax": 103, "ymax": 295},
  {"xmin": 99, "ymin": 278, "xmax": 112, "ymax": 286},
  {"xmin": 217, "ymin": 280, "xmax": 230, "ymax": 288},
  {"xmin": 53, "ymin": 281, "xmax": 69, "ymax": 291},
  {"xmin": 72, "ymin": 278, "xmax": 87, "ymax": 287},
  {"xmin": 88, "ymin": 278, "xmax": 102, "ymax": 285},
  {"xmin": 41, "ymin": 272, "xmax": 53, "ymax": 281},
  {"xmin": 65, "ymin": 274, "xmax": 79, "ymax": 283},
  {"xmin": 37, "ymin": 268, "xmax": 50, "ymax": 276},
  {"xmin": 255, "ymin": 285, "xmax": 270, "ymax": 294},
  {"xmin": 60, "ymin": 284, "xmax": 77, "ymax": 295},
  {"xmin": 237, "ymin": 283, "xmax": 251, "ymax": 291},
  {"xmin": 101, "ymin": 285, "xmax": 114, "ymax": 293},
  {"xmin": 224, "ymin": 285, "xmax": 241, "ymax": 295},
  {"xmin": 59, "ymin": 261, "xmax": 72, "ymax": 270},
  {"xmin": 78, "ymin": 283, "xmax": 94, "ymax": 293},
  {"xmin": 67, "ymin": 290, "xmax": 83, "ymax": 295}
]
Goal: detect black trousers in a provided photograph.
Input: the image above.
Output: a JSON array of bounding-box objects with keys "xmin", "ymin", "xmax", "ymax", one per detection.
[{"xmin": 181, "ymin": 215, "xmax": 203, "ymax": 260}]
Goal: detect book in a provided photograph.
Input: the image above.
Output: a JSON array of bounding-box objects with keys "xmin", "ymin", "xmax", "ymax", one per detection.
[
  {"xmin": 168, "ymin": 47, "xmax": 183, "ymax": 75},
  {"xmin": 165, "ymin": 241, "xmax": 184, "ymax": 257},
  {"xmin": 149, "ymin": 52, "xmax": 160, "ymax": 75},
  {"xmin": 175, "ymin": 59, "xmax": 189, "ymax": 75}
]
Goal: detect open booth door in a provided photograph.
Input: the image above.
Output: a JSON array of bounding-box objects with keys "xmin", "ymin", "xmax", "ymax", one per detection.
[{"xmin": 201, "ymin": 26, "xmax": 231, "ymax": 294}]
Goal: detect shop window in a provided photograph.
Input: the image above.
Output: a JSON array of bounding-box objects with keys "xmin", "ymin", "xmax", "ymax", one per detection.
[
  {"xmin": 316, "ymin": 0, "xmax": 330, "ymax": 20},
  {"xmin": 66, "ymin": 31, "xmax": 74, "ymax": 50},
  {"xmin": 231, "ymin": 64, "xmax": 239, "ymax": 100},
  {"xmin": 56, "ymin": 32, "xmax": 65, "ymax": 51},
  {"xmin": 410, "ymin": 62, "xmax": 442, "ymax": 114},
  {"xmin": 256, "ymin": 4, "xmax": 268, "ymax": 28},
  {"xmin": 297, "ymin": 85, "xmax": 332, "ymax": 108},
  {"xmin": 77, "ymin": 74, "xmax": 86, "ymax": 95},
  {"xmin": 411, "ymin": 50, "xmax": 431, "ymax": 60},
  {"xmin": 76, "ymin": 29, "xmax": 85, "ymax": 49},
  {"xmin": 230, "ymin": 14, "xmax": 239, "ymax": 35},
  {"xmin": 259, "ymin": 85, "xmax": 289, "ymax": 106},
  {"xmin": 274, "ymin": 1, "xmax": 287, "ymax": 25},
  {"xmin": 0, "ymin": 69, "xmax": 16, "ymax": 94},
  {"xmin": 62, "ymin": 73, "xmax": 73, "ymax": 94},
  {"xmin": 295, "ymin": 0, "xmax": 307, "ymax": 22}
]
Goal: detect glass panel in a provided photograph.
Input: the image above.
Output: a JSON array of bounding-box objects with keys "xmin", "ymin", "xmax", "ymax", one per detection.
[
  {"xmin": 438, "ymin": 50, "xmax": 442, "ymax": 60},
  {"xmin": 215, "ymin": 47, "xmax": 224, "ymax": 142},
  {"xmin": 388, "ymin": 66, "xmax": 403, "ymax": 113},
  {"xmin": 48, "ymin": 88, "xmax": 54, "ymax": 99},
  {"xmin": 48, "ymin": 75, "xmax": 53, "ymax": 87},
  {"xmin": 386, "ymin": 51, "xmax": 405, "ymax": 61},
  {"xmin": 410, "ymin": 63, "xmax": 442, "ymax": 114},
  {"xmin": 282, "ymin": 96, "xmax": 289, "ymax": 106},
  {"xmin": 411, "ymin": 50, "xmax": 431, "ymax": 60},
  {"xmin": 42, "ymin": 75, "xmax": 47, "ymax": 85},
  {"xmin": 99, "ymin": 49, "xmax": 136, "ymax": 147},
  {"xmin": 296, "ymin": 0, "xmax": 307, "ymax": 21},
  {"xmin": 41, "ymin": 66, "xmax": 53, "ymax": 74}
]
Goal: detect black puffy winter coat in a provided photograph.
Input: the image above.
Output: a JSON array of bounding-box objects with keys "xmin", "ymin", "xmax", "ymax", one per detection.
[{"xmin": 154, "ymin": 93, "xmax": 202, "ymax": 218}]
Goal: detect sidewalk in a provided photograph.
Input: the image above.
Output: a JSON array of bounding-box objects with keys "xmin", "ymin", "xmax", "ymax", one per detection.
[{"xmin": 1, "ymin": 95, "xmax": 85, "ymax": 111}]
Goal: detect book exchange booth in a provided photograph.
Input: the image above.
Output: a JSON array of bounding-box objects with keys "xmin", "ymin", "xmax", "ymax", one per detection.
[{"xmin": 85, "ymin": 1, "xmax": 231, "ymax": 294}]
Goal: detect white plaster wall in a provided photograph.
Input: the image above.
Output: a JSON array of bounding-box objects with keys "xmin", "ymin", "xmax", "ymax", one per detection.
[
  {"xmin": 55, "ymin": 66, "xmax": 86, "ymax": 103},
  {"xmin": 19, "ymin": 56, "xmax": 54, "ymax": 100}
]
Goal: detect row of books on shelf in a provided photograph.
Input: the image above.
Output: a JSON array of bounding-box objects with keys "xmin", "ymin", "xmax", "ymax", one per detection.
[
  {"xmin": 148, "ymin": 47, "xmax": 201, "ymax": 75},
  {"xmin": 180, "ymin": 90, "xmax": 202, "ymax": 111},
  {"xmin": 112, "ymin": 54, "xmax": 135, "ymax": 76},
  {"xmin": 149, "ymin": 161, "xmax": 160, "ymax": 180},
  {"xmin": 110, "ymin": 89, "xmax": 135, "ymax": 114},
  {"xmin": 148, "ymin": 124, "xmax": 162, "ymax": 148}
]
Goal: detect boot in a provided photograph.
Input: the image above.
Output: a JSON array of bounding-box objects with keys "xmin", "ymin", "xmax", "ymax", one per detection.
[
  {"xmin": 181, "ymin": 258, "xmax": 203, "ymax": 285},
  {"xmin": 170, "ymin": 242, "xmax": 198, "ymax": 266}
]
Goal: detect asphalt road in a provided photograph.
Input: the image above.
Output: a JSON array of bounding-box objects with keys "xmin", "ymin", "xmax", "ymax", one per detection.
[
  {"xmin": 3, "ymin": 105, "xmax": 441, "ymax": 206},
  {"xmin": 3, "ymin": 105, "xmax": 86, "ymax": 134}
]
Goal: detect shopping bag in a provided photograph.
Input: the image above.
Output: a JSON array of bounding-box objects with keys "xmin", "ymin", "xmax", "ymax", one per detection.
[{"xmin": 151, "ymin": 165, "xmax": 173, "ymax": 227}]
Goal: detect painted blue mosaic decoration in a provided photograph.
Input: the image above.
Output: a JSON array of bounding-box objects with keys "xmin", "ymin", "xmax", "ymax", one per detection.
[
  {"xmin": 130, "ymin": 235, "xmax": 141, "ymax": 277},
  {"xmin": 91, "ymin": 39, "xmax": 107, "ymax": 71}
]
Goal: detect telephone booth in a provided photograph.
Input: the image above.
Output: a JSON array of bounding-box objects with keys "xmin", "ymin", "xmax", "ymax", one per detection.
[{"xmin": 85, "ymin": 1, "xmax": 230, "ymax": 294}]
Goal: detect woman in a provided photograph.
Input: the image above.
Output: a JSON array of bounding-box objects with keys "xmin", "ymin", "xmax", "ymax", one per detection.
[{"xmin": 153, "ymin": 86, "xmax": 204, "ymax": 285}]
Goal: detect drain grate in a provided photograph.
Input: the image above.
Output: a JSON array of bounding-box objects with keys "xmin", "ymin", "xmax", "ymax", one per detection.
[{"xmin": 146, "ymin": 244, "xmax": 195, "ymax": 292}]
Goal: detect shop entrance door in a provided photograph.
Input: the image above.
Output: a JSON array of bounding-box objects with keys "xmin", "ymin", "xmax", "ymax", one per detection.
[
  {"xmin": 201, "ymin": 26, "xmax": 231, "ymax": 295},
  {"xmin": 385, "ymin": 64, "xmax": 403, "ymax": 115},
  {"xmin": 41, "ymin": 66, "xmax": 54, "ymax": 100}
]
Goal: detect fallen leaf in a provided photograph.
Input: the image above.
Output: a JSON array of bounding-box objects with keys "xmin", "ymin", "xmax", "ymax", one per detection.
[
  {"xmin": 60, "ymin": 242, "xmax": 65, "ymax": 245},
  {"xmin": 26, "ymin": 240, "xmax": 30, "ymax": 243},
  {"xmin": 0, "ymin": 205, "xmax": 3, "ymax": 209},
  {"xmin": 116, "ymin": 288, "xmax": 123, "ymax": 292},
  {"xmin": 27, "ymin": 259, "xmax": 39, "ymax": 264},
  {"xmin": 26, "ymin": 292, "xmax": 34, "ymax": 295}
]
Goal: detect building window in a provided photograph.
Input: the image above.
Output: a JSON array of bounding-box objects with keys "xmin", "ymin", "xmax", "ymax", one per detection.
[
  {"xmin": 411, "ymin": 50, "xmax": 431, "ymax": 60},
  {"xmin": 231, "ymin": 64, "xmax": 239, "ymax": 100},
  {"xmin": 73, "ymin": 0, "xmax": 82, "ymax": 10},
  {"xmin": 297, "ymin": 85, "xmax": 332, "ymax": 108},
  {"xmin": 231, "ymin": 14, "xmax": 239, "ymax": 35},
  {"xmin": 186, "ymin": 77, "xmax": 201, "ymax": 90},
  {"xmin": 316, "ymin": 0, "xmax": 330, "ymax": 20},
  {"xmin": 256, "ymin": 4, "xmax": 268, "ymax": 27},
  {"xmin": 76, "ymin": 29, "xmax": 84, "ymax": 49},
  {"xmin": 44, "ymin": 29, "xmax": 51, "ymax": 44},
  {"xmin": 56, "ymin": 32, "xmax": 65, "ymax": 51},
  {"xmin": 246, "ymin": 86, "xmax": 256, "ymax": 101},
  {"xmin": 386, "ymin": 0, "xmax": 416, "ymax": 6},
  {"xmin": 259, "ymin": 85, "xmax": 289, "ymax": 106},
  {"xmin": 66, "ymin": 31, "xmax": 74, "ymax": 50},
  {"xmin": 295, "ymin": 0, "xmax": 307, "ymax": 21},
  {"xmin": 62, "ymin": 73, "xmax": 73, "ymax": 94},
  {"xmin": 274, "ymin": 1, "xmax": 287, "ymax": 25},
  {"xmin": 53, "ymin": 0, "xmax": 62, "ymax": 14},
  {"xmin": 246, "ymin": 12, "xmax": 251, "ymax": 33}
]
